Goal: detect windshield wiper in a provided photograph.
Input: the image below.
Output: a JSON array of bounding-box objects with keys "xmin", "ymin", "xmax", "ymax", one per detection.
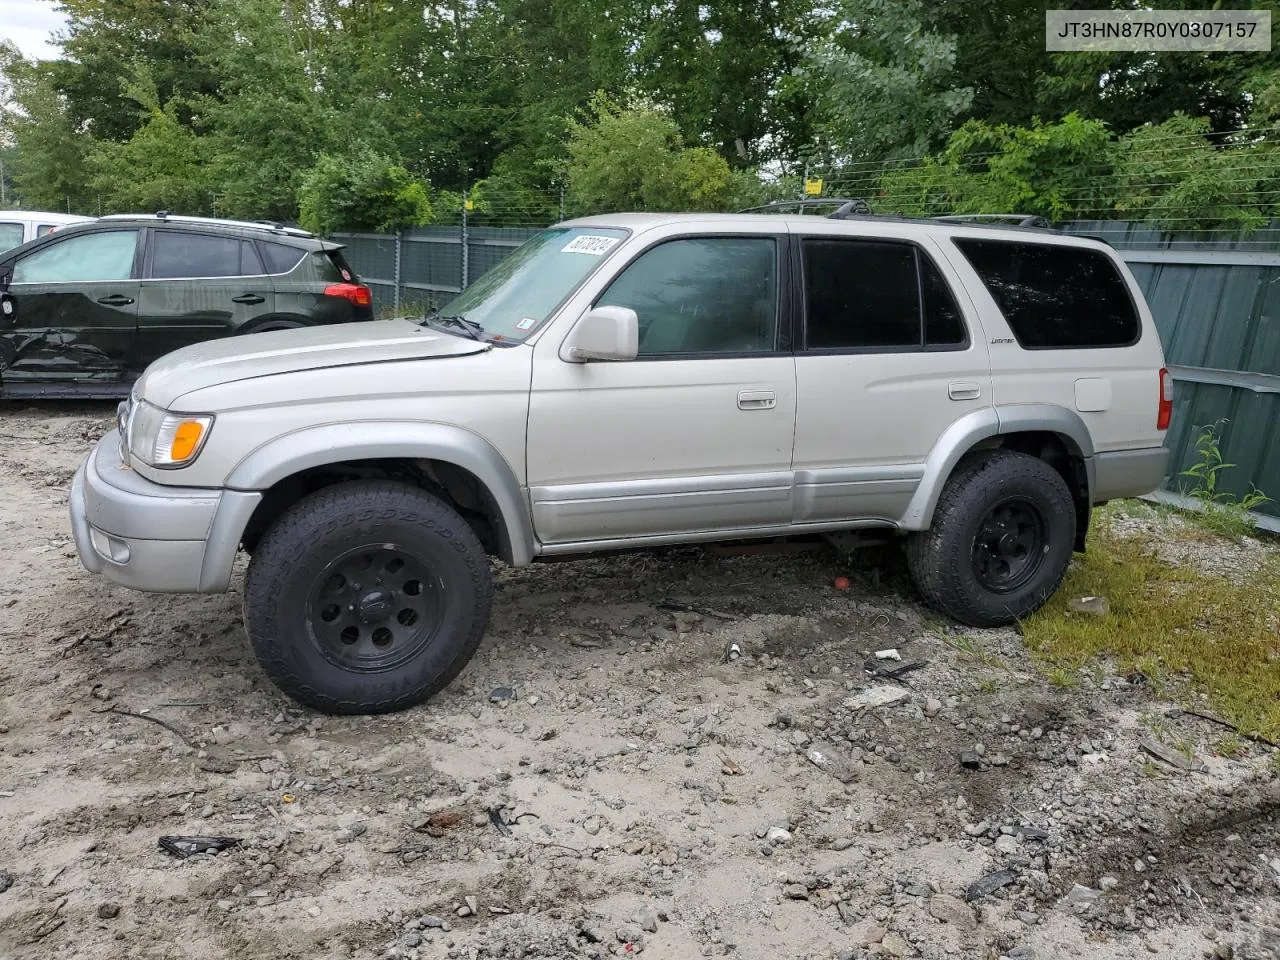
[{"xmin": 418, "ymin": 310, "xmax": 486, "ymax": 341}]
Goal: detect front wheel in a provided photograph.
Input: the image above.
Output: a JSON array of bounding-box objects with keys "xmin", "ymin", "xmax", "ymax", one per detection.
[
  {"xmin": 243, "ymin": 480, "xmax": 493, "ymax": 714},
  {"xmin": 906, "ymin": 450, "xmax": 1076, "ymax": 627}
]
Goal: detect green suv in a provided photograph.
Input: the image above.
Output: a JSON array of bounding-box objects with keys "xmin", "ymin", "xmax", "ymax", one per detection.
[{"xmin": 0, "ymin": 212, "xmax": 373, "ymax": 399}]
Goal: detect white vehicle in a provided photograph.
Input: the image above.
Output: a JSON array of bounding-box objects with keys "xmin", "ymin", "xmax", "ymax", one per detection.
[
  {"xmin": 67, "ymin": 210, "xmax": 1173, "ymax": 715},
  {"xmin": 0, "ymin": 211, "xmax": 95, "ymax": 254}
]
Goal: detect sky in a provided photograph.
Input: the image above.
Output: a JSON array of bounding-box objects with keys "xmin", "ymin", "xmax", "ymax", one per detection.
[{"xmin": 1, "ymin": 0, "xmax": 68, "ymax": 61}]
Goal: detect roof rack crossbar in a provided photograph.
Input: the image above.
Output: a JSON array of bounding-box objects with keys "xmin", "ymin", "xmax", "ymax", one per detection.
[
  {"xmin": 737, "ymin": 197, "xmax": 874, "ymax": 217},
  {"xmin": 931, "ymin": 213, "xmax": 1051, "ymax": 228}
]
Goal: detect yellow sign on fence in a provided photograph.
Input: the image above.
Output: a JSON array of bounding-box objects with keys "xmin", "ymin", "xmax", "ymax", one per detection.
[{"xmin": 803, "ymin": 178, "xmax": 823, "ymax": 196}]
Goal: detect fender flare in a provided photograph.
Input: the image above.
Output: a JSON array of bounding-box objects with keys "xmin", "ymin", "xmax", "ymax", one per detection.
[
  {"xmin": 224, "ymin": 420, "xmax": 535, "ymax": 565},
  {"xmin": 899, "ymin": 405, "xmax": 1094, "ymax": 531}
]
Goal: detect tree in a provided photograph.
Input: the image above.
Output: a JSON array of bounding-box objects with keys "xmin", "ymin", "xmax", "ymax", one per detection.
[
  {"xmin": 0, "ymin": 45, "xmax": 93, "ymax": 212},
  {"xmin": 297, "ymin": 145, "xmax": 432, "ymax": 234},
  {"xmin": 565, "ymin": 95, "xmax": 743, "ymax": 214},
  {"xmin": 877, "ymin": 114, "xmax": 1116, "ymax": 221},
  {"xmin": 801, "ymin": 0, "xmax": 974, "ymax": 165}
]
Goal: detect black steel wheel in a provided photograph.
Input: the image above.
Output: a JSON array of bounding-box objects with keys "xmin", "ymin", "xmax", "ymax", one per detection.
[
  {"xmin": 245, "ymin": 480, "xmax": 493, "ymax": 714},
  {"xmin": 307, "ymin": 544, "xmax": 443, "ymax": 674},
  {"xmin": 906, "ymin": 450, "xmax": 1075, "ymax": 627},
  {"xmin": 970, "ymin": 497, "xmax": 1049, "ymax": 594}
]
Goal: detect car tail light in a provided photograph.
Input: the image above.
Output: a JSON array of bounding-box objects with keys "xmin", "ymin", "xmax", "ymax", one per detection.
[
  {"xmin": 323, "ymin": 282, "xmax": 372, "ymax": 307},
  {"xmin": 1157, "ymin": 367, "xmax": 1173, "ymax": 430}
]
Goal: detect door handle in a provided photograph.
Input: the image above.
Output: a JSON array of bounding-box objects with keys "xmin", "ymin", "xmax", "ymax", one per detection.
[
  {"xmin": 738, "ymin": 390, "xmax": 776, "ymax": 410},
  {"xmin": 948, "ymin": 381, "xmax": 981, "ymax": 401},
  {"xmin": 96, "ymin": 295, "xmax": 134, "ymax": 306},
  {"xmin": 232, "ymin": 294, "xmax": 265, "ymax": 305}
]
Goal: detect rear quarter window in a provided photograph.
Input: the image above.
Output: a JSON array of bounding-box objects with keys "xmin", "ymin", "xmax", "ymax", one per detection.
[
  {"xmin": 951, "ymin": 238, "xmax": 1140, "ymax": 349},
  {"xmin": 260, "ymin": 241, "xmax": 307, "ymax": 275}
]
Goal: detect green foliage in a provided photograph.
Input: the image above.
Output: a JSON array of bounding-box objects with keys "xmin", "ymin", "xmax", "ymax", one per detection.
[
  {"xmin": 1179, "ymin": 419, "xmax": 1271, "ymax": 540},
  {"xmin": 878, "ymin": 114, "xmax": 1115, "ymax": 220},
  {"xmin": 803, "ymin": 0, "xmax": 974, "ymax": 164},
  {"xmin": 565, "ymin": 95, "xmax": 740, "ymax": 215},
  {"xmin": 298, "ymin": 146, "xmax": 432, "ymax": 235},
  {"xmin": 88, "ymin": 99, "xmax": 212, "ymax": 214},
  {"xmin": 1115, "ymin": 114, "xmax": 1280, "ymax": 234}
]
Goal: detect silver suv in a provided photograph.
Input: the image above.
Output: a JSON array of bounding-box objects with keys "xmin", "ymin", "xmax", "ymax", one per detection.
[{"xmin": 68, "ymin": 212, "xmax": 1173, "ymax": 714}]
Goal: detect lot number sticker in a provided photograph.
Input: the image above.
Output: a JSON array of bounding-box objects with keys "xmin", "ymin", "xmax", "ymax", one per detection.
[{"xmin": 562, "ymin": 235, "xmax": 619, "ymax": 256}]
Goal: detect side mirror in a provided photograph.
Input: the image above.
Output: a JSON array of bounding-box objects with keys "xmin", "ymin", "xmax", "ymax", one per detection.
[{"xmin": 562, "ymin": 305, "xmax": 639, "ymax": 362}]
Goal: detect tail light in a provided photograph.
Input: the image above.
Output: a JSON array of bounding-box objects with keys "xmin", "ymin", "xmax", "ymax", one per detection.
[
  {"xmin": 1157, "ymin": 367, "xmax": 1173, "ymax": 430},
  {"xmin": 323, "ymin": 282, "xmax": 372, "ymax": 307}
]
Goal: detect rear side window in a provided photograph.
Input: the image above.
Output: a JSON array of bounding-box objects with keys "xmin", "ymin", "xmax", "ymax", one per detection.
[
  {"xmin": 261, "ymin": 241, "xmax": 307, "ymax": 274},
  {"xmin": 801, "ymin": 238, "xmax": 968, "ymax": 351},
  {"xmin": 0, "ymin": 222, "xmax": 22, "ymax": 251},
  {"xmin": 151, "ymin": 232, "xmax": 261, "ymax": 279},
  {"xmin": 952, "ymin": 238, "xmax": 1140, "ymax": 349}
]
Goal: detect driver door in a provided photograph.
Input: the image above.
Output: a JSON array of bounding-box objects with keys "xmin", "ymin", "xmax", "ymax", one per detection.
[
  {"xmin": 0, "ymin": 228, "xmax": 141, "ymax": 386},
  {"xmin": 526, "ymin": 228, "xmax": 798, "ymax": 546}
]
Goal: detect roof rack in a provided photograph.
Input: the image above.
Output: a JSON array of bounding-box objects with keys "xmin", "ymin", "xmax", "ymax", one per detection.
[
  {"xmin": 97, "ymin": 212, "xmax": 314, "ymax": 238},
  {"xmin": 931, "ymin": 213, "xmax": 1051, "ymax": 229},
  {"xmin": 738, "ymin": 197, "xmax": 874, "ymax": 219}
]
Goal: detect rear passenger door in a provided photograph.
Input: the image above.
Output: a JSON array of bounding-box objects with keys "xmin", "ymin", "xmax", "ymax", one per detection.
[
  {"xmin": 134, "ymin": 229, "xmax": 274, "ymax": 371},
  {"xmin": 791, "ymin": 231, "xmax": 993, "ymax": 523}
]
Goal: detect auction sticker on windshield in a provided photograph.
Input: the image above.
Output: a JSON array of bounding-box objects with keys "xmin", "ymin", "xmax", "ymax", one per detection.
[{"xmin": 562, "ymin": 235, "xmax": 620, "ymax": 256}]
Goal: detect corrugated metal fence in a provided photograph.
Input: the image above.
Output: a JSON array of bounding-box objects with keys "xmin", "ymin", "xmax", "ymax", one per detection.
[{"xmin": 332, "ymin": 219, "xmax": 1280, "ymax": 525}]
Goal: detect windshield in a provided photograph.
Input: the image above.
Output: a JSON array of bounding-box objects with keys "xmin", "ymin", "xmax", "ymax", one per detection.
[{"xmin": 436, "ymin": 226, "xmax": 629, "ymax": 342}]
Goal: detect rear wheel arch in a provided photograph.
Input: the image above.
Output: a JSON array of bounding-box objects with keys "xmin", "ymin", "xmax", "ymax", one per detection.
[
  {"xmin": 237, "ymin": 314, "xmax": 311, "ymax": 334},
  {"xmin": 903, "ymin": 406, "xmax": 1093, "ymax": 547}
]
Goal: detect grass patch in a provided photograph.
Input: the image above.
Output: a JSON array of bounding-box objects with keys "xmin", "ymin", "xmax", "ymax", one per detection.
[{"xmin": 1023, "ymin": 514, "xmax": 1280, "ymax": 742}]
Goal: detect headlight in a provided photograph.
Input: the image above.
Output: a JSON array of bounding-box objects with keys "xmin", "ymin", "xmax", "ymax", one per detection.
[{"xmin": 127, "ymin": 400, "xmax": 214, "ymax": 468}]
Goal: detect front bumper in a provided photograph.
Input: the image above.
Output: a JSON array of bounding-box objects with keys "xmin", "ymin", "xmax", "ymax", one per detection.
[{"xmin": 69, "ymin": 435, "xmax": 261, "ymax": 593}]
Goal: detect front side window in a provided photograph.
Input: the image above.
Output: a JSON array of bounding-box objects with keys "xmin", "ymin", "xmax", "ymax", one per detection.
[
  {"xmin": 0, "ymin": 222, "xmax": 23, "ymax": 251},
  {"xmin": 12, "ymin": 230, "xmax": 139, "ymax": 283},
  {"xmin": 801, "ymin": 238, "xmax": 968, "ymax": 351},
  {"xmin": 596, "ymin": 236, "xmax": 778, "ymax": 356},
  {"xmin": 150, "ymin": 232, "xmax": 256, "ymax": 279},
  {"xmin": 438, "ymin": 226, "xmax": 630, "ymax": 342},
  {"xmin": 952, "ymin": 238, "xmax": 1140, "ymax": 349}
]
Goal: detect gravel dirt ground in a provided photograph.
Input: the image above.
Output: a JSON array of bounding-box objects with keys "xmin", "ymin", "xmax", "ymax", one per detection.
[{"xmin": 0, "ymin": 404, "xmax": 1277, "ymax": 960}]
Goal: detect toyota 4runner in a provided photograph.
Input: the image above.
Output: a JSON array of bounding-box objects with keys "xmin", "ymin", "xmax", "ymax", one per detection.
[{"xmin": 68, "ymin": 212, "xmax": 1173, "ymax": 715}]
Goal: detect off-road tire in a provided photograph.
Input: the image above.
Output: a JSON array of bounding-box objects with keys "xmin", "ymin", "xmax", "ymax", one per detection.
[
  {"xmin": 906, "ymin": 450, "xmax": 1076, "ymax": 627},
  {"xmin": 243, "ymin": 480, "xmax": 493, "ymax": 714}
]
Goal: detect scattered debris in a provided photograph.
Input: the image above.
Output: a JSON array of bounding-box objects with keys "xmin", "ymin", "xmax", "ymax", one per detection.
[
  {"xmin": 158, "ymin": 836, "xmax": 242, "ymax": 859},
  {"xmin": 784, "ymin": 883, "xmax": 809, "ymax": 900},
  {"xmin": 96, "ymin": 903, "xmax": 120, "ymax": 920},
  {"xmin": 0, "ymin": 872, "xmax": 11, "ymax": 894},
  {"xmin": 959, "ymin": 750, "xmax": 982, "ymax": 770},
  {"xmin": 833, "ymin": 576, "xmax": 851, "ymax": 591},
  {"xmin": 335, "ymin": 823, "xmax": 367, "ymax": 843},
  {"xmin": 416, "ymin": 809, "xmax": 466, "ymax": 837},
  {"xmin": 1139, "ymin": 738, "xmax": 1208, "ymax": 772},
  {"xmin": 1061, "ymin": 883, "xmax": 1100, "ymax": 915},
  {"xmin": 965, "ymin": 869, "xmax": 1018, "ymax": 902},
  {"xmin": 874, "ymin": 648, "xmax": 901, "ymax": 661},
  {"xmin": 805, "ymin": 743, "xmax": 859, "ymax": 783},
  {"xmin": 843, "ymin": 685, "xmax": 911, "ymax": 710},
  {"xmin": 865, "ymin": 658, "xmax": 928, "ymax": 680},
  {"xmin": 489, "ymin": 686, "xmax": 516, "ymax": 703},
  {"xmin": 719, "ymin": 753, "xmax": 744, "ymax": 776},
  {"xmin": 721, "ymin": 641, "xmax": 743, "ymax": 663},
  {"xmin": 766, "ymin": 826, "xmax": 792, "ymax": 846},
  {"xmin": 1067, "ymin": 595, "xmax": 1110, "ymax": 616},
  {"xmin": 656, "ymin": 599, "xmax": 734, "ymax": 620}
]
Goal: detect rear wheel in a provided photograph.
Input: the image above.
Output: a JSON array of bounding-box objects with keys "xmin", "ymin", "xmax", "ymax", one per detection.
[
  {"xmin": 906, "ymin": 450, "xmax": 1076, "ymax": 627},
  {"xmin": 243, "ymin": 480, "xmax": 493, "ymax": 714}
]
